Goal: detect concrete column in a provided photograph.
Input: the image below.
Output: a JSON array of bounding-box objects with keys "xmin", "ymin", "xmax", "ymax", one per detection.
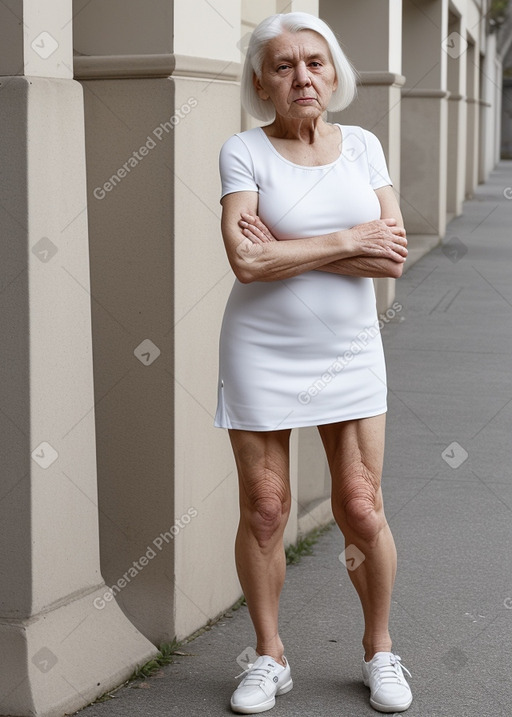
[
  {"xmin": 401, "ymin": 0, "xmax": 449, "ymax": 239},
  {"xmin": 500, "ymin": 70, "xmax": 510, "ymax": 159},
  {"xmin": 171, "ymin": 0, "xmax": 246, "ymax": 641},
  {"xmin": 502, "ymin": 79, "xmax": 512, "ymax": 156},
  {"xmin": 446, "ymin": 10, "xmax": 467, "ymax": 219},
  {"xmin": 488, "ymin": 55, "xmax": 503, "ymax": 166},
  {"xmin": 320, "ymin": 0, "xmax": 404, "ymax": 313},
  {"xmin": 465, "ymin": 37, "xmax": 480, "ymax": 196},
  {"xmin": 478, "ymin": 49, "xmax": 492, "ymax": 183},
  {"xmin": 0, "ymin": 2, "xmax": 157, "ymax": 716}
]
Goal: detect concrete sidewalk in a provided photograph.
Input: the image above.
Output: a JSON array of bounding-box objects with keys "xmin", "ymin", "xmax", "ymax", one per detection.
[{"xmin": 77, "ymin": 162, "xmax": 512, "ymax": 717}]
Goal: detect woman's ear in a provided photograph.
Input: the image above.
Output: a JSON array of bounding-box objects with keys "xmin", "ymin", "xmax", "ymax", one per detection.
[{"xmin": 253, "ymin": 72, "xmax": 270, "ymax": 101}]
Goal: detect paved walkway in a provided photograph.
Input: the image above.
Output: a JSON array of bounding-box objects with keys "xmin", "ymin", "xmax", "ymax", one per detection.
[{"xmin": 77, "ymin": 162, "xmax": 512, "ymax": 717}]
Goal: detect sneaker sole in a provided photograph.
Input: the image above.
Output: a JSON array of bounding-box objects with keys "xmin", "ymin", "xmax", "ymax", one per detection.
[
  {"xmin": 369, "ymin": 694, "xmax": 413, "ymax": 713},
  {"xmin": 230, "ymin": 678, "xmax": 293, "ymax": 714}
]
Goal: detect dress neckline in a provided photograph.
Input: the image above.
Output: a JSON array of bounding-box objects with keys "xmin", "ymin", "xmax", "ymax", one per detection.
[{"xmin": 257, "ymin": 124, "xmax": 345, "ymax": 170}]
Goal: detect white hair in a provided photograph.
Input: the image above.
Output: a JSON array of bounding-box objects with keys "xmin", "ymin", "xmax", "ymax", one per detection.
[{"xmin": 241, "ymin": 12, "xmax": 358, "ymax": 122}]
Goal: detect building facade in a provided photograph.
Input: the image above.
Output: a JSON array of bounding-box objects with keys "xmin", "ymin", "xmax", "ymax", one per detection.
[{"xmin": 0, "ymin": 1, "xmax": 509, "ymax": 714}]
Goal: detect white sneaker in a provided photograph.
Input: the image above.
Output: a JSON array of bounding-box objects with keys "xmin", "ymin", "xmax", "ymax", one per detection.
[
  {"xmin": 230, "ymin": 654, "xmax": 293, "ymax": 714},
  {"xmin": 362, "ymin": 651, "xmax": 412, "ymax": 713}
]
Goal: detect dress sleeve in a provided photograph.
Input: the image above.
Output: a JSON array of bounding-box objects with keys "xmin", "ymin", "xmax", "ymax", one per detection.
[
  {"xmin": 219, "ymin": 134, "xmax": 258, "ymax": 201},
  {"xmin": 362, "ymin": 129, "xmax": 393, "ymax": 189}
]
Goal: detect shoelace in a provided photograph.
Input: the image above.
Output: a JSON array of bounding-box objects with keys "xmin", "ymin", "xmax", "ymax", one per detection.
[
  {"xmin": 235, "ymin": 662, "xmax": 274, "ymax": 686},
  {"xmin": 371, "ymin": 654, "xmax": 412, "ymax": 685}
]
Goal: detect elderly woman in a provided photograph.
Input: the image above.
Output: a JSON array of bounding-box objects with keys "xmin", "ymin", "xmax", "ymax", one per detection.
[{"xmin": 214, "ymin": 12, "xmax": 412, "ymax": 715}]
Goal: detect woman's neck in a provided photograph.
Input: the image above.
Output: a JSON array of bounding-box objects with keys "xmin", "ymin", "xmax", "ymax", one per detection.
[{"xmin": 263, "ymin": 115, "xmax": 329, "ymax": 143}]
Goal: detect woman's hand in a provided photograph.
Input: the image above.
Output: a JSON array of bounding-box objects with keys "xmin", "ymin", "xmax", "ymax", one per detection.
[
  {"xmin": 348, "ymin": 218, "xmax": 407, "ymax": 263},
  {"xmin": 239, "ymin": 213, "xmax": 278, "ymax": 244}
]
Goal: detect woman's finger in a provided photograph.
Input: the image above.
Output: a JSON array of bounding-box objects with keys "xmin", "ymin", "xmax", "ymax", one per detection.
[
  {"xmin": 242, "ymin": 226, "xmax": 264, "ymax": 243},
  {"xmin": 240, "ymin": 214, "xmax": 277, "ymax": 243},
  {"xmin": 391, "ymin": 241, "xmax": 408, "ymax": 259},
  {"xmin": 240, "ymin": 219, "xmax": 264, "ymax": 235},
  {"xmin": 393, "ymin": 237, "xmax": 408, "ymax": 251},
  {"xmin": 252, "ymin": 220, "xmax": 273, "ymax": 241}
]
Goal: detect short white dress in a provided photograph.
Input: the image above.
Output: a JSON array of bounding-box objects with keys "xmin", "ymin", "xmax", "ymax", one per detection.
[{"xmin": 214, "ymin": 124, "xmax": 392, "ymax": 432}]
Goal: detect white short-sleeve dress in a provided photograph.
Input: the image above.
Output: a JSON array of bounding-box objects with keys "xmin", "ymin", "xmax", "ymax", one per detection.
[{"xmin": 214, "ymin": 124, "xmax": 392, "ymax": 432}]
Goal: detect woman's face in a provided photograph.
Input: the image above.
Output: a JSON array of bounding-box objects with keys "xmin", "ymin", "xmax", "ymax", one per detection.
[{"xmin": 254, "ymin": 30, "xmax": 338, "ymax": 121}]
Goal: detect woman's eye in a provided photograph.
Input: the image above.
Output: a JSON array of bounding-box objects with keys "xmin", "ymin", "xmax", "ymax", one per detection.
[
  {"xmin": 310, "ymin": 61, "xmax": 321, "ymax": 68},
  {"xmin": 277, "ymin": 65, "xmax": 290, "ymax": 71}
]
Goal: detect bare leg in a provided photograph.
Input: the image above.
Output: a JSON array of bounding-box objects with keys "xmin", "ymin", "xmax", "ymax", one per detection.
[
  {"xmin": 229, "ymin": 428, "xmax": 292, "ymax": 665},
  {"xmin": 318, "ymin": 414, "xmax": 397, "ymax": 661}
]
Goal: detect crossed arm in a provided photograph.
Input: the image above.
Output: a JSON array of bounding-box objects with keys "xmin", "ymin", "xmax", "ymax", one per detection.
[{"xmin": 220, "ymin": 185, "xmax": 407, "ymax": 284}]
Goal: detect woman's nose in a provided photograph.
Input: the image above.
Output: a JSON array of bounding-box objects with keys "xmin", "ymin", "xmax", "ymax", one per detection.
[{"xmin": 293, "ymin": 62, "xmax": 311, "ymax": 86}]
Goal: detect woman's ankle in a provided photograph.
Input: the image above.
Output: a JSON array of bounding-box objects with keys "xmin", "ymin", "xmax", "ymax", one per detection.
[
  {"xmin": 256, "ymin": 643, "xmax": 286, "ymax": 666},
  {"xmin": 363, "ymin": 634, "xmax": 392, "ymax": 661}
]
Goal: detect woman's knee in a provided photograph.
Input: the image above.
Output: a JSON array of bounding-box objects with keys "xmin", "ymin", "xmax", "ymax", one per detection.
[
  {"xmin": 332, "ymin": 461, "xmax": 385, "ymax": 545},
  {"xmin": 230, "ymin": 431, "xmax": 291, "ymax": 547},
  {"xmin": 242, "ymin": 475, "xmax": 291, "ymax": 546}
]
